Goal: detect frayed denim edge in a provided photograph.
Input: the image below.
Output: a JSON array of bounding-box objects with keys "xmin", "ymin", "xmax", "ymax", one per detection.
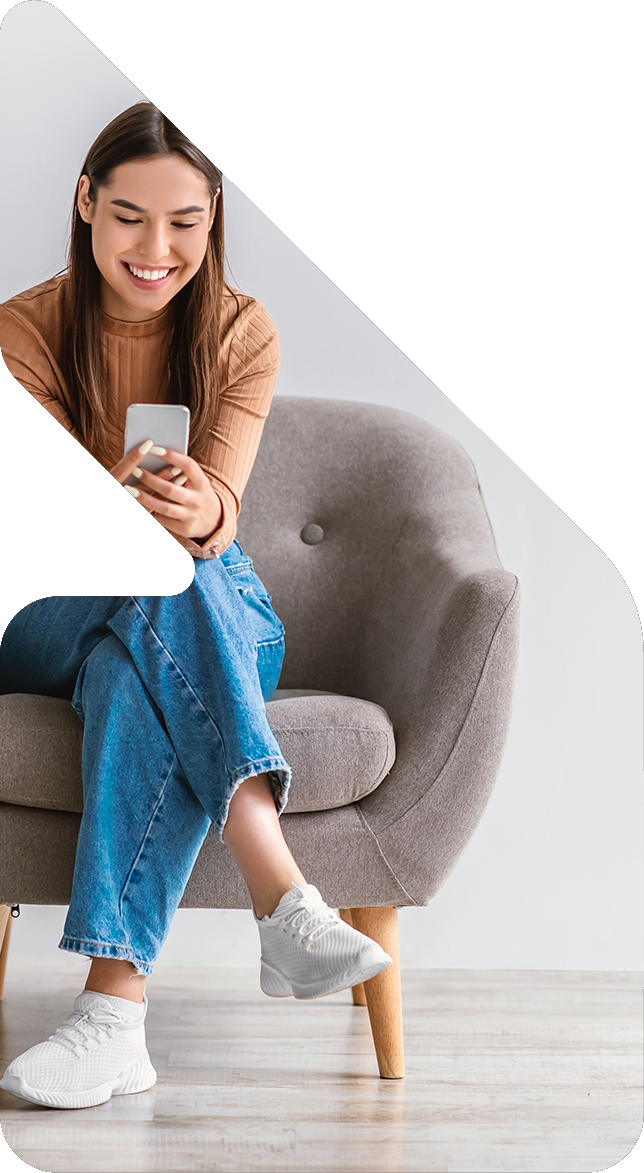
[
  {"xmin": 216, "ymin": 757, "xmax": 292, "ymax": 844},
  {"xmin": 58, "ymin": 936, "xmax": 153, "ymax": 977}
]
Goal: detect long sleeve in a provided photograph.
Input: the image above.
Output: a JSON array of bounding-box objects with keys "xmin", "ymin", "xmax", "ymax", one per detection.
[
  {"xmin": 181, "ymin": 300, "xmax": 281, "ymax": 560},
  {"xmin": 0, "ymin": 304, "xmax": 146, "ymax": 570},
  {"xmin": 0, "ymin": 275, "xmax": 281, "ymax": 563}
]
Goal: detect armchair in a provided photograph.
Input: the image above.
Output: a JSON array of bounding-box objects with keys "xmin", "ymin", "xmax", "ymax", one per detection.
[{"xmin": 0, "ymin": 397, "xmax": 520, "ymax": 1079}]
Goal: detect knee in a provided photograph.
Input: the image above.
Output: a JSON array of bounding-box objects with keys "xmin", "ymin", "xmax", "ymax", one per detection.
[
  {"xmin": 87, "ymin": 633, "xmax": 135, "ymax": 681},
  {"xmin": 72, "ymin": 634, "xmax": 138, "ymax": 721}
]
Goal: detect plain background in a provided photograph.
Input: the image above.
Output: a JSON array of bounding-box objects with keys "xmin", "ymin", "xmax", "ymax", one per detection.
[{"xmin": 0, "ymin": 1, "xmax": 641, "ymax": 979}]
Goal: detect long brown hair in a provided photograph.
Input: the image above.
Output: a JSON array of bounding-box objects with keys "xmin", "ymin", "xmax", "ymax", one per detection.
[{"xmin": 62, "ymin": 102, "xmax": 236, "ymax": 465}]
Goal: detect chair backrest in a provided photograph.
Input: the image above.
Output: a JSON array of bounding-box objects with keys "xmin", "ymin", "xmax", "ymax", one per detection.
[
  {"xmin": 0, "ymin": 398, "xmax": 499, "ymax": 694},
  {"xmin": 237, "ymin": 397, "xmax": 501, "ymax": 695}
]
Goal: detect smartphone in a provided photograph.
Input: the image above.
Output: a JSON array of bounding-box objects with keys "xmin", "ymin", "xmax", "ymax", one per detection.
[{"xmin": 123, "ymin": 404, "xmax": 191, "ymax": 486}]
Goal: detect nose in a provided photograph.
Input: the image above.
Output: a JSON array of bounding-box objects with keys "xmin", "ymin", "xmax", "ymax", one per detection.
[{"xmin": 138, "ymin": 219, "xmax": 172, "ymax": 264}]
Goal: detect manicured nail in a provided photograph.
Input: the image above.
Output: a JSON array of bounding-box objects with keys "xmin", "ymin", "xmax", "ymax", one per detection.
[
  {"xmin": 124, "ymin": 485, "xmax": 140, "ymax": 497},
  {"xmin": 138, "ymin": 439, "xmax": 154, "ymax": 455},
  {"xmin": 170, "ymin": 466, "xmax": 182, "ymax": 477},
  {"xmin": 150, "ymin": 445, "xmax": 167, "ymax": 456},
  {"xmin": 174, "ymin": 474, "xmax": 188, "ymax": 487},
  {"xmin": 132, "ymin": 467, "xmax": 143, "ymax": 478}
]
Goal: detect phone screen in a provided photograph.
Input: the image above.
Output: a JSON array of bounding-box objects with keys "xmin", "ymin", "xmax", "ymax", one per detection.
[{"xmin": 123, "ymin": 404, "xmax": 191, "ymax": 485}]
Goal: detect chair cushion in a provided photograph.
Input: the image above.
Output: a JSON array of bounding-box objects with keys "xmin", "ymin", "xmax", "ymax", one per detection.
[{"xmin": 0, "ymin": 690, "xmax": 395, "ymax": 816}]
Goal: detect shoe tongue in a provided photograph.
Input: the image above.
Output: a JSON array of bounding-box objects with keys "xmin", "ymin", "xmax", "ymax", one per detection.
[
  {"xmin": 73, "ymin": 991, "xmax": 143, "ymax": 1019},
  {"xmin": 74, "ymin": 991, "xmax": 118, "ymax": 1014},
  {"xmin": 72, "ymin": 994, "xmax": 144, "ymax": 1022},
  {"xmin": 279, "ymin": 883, "xmax": 325, "ymax": 909}
]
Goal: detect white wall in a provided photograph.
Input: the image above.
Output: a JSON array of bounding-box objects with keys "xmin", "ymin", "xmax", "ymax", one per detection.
[{"xmin": 0, "ymin": 0, "xmax": 638, "ymax": 966}]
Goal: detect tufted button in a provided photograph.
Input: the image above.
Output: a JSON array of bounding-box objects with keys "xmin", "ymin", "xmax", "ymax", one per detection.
[{"xmin": 301, "ymin": 523, "xmax": 324, "ymax": 545}]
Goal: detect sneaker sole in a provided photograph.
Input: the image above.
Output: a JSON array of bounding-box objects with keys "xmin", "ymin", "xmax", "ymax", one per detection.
[
  {"xmin": 0, "ymin": 1049, "xmax": 157, "ymax": 1110},
  {"xmin": 260, "ymin": 950, "xmax": 393, "ymax": 1000}
]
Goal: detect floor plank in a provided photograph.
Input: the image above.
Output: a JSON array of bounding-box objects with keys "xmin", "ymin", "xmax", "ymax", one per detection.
[{"xmin": 0, "ymin": 965, "xmax": 641, "ymax": 1172}]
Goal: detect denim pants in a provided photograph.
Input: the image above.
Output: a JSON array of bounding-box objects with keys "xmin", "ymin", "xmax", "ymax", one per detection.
[{"xmin": 0, "ymin": 541, "xmax": 292, "ymax": 976}]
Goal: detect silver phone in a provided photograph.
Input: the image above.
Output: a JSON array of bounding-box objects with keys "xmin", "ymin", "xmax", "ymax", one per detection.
[{"xmin": 123, "ymin": 404, "xmax": 190, "ymax": 486}]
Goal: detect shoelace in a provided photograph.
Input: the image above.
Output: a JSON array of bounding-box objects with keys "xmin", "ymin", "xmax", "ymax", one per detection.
[
  {"xmin": 48, "ymin": 1007, "xmax": 141, "ymax": 1058},
  {"xmin": 276, "ymin": 900, "xmax": 345, "ymax": 947}
]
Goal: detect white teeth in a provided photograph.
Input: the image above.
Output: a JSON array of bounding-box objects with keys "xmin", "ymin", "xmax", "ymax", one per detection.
[{"xmin": 127, "ymin": 264, "xmax": 170, "ymax": 281}]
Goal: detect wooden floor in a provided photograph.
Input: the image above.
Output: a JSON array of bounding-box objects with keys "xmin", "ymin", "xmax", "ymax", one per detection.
[{"xmin": 0, "ymin": 965, "xmax": 641, "ymax": 1173}]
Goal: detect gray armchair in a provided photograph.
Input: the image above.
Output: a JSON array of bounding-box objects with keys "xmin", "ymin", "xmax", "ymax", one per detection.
[{"xmin": 0, "ymin": 397, "xmax": 520, "ymax": 1079}]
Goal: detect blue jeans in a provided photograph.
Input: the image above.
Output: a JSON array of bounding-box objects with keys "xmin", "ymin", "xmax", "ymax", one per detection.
[{"xmin": 0, "ymin": 541, "xmax": 292, "ymax": 976}]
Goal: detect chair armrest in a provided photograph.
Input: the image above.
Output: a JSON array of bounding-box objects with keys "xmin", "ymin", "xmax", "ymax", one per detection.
[{"xmin": 355, "ymin": 511, "xmax": 520, "ymax": 904}]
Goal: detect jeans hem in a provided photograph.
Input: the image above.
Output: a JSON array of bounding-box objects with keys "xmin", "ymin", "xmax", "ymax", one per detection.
[
  {"xmin": 58, "ymin": 936, "xmax": 153, "ymax": 977},
  {"xmin": 216, "ymin": 757, "xmax": 292, "ymax": 843}
]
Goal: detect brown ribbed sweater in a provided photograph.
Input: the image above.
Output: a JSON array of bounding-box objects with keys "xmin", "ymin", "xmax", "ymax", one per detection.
[{"xmin": 0, "ymin": 273, "xmax": 281, "ymax": 559}]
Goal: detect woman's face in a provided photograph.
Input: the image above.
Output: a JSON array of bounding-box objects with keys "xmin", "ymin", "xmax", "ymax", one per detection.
[{"xmin": 77, "ymin": 154, "xmax": 218, "ymax": 322}]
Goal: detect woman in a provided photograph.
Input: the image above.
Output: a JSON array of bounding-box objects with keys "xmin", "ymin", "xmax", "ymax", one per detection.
[{"xmin": 0, "ymin": 103, "xmax": 391, "ymax": 1110}]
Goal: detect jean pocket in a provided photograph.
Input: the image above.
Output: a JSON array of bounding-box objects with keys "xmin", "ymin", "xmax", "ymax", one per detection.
[
  {"xmin": 227, "ymin": 562, "xmax": 285, "ymax": 643},
  {"xmin": 224, "ymin": 556, "xmax": 255, "ymax": 579}
]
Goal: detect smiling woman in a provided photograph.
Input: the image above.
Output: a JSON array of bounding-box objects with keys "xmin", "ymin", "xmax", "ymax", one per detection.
[
  {"xmin": 0, "ymin": 102, "xmax": 391, "ymax": 1111},
  {"xmin": 50, "ymin": 104, "xmax": 232, "ymax": 494}
]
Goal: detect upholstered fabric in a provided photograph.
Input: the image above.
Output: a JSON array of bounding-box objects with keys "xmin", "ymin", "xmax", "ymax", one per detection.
[
  {"xmin": 0, "ymin": 397, "xmax": 520, "ymax": 909},
  {"xmin": 0, "ymin": 689, "xmax": 395, "ymax": 816}
]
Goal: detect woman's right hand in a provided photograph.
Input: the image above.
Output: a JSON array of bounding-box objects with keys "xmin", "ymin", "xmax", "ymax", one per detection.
[{"xmin": 83, "ymin": 441, "xmax": 171, "ymax": 546}]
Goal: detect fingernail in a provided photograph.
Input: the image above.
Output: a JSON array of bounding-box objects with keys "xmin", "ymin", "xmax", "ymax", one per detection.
[
  {"xmin": 138, "ymin": 439, "xmax": 154, "ymax": 455},
  {"xmin": 124, "ymin": 485, "xmax": 140, "ymax": 498},
  {"xmin": 132, "ymin": 467, "xmax": 143, "ymax": 478},
  {"xmin": 170, "ymin": 466, "xmax": 182, "ymax": 477},
  {"xmin": 174, "ymin": 474, "xmax": 188, "ymax": 486},
  {"xmin": 150, "ymin": 446, "xmax": 167, "ymax": 456}
]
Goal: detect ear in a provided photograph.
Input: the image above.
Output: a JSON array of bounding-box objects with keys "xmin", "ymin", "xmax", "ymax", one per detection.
[{"xmin": 77, "ymin": 174, "xmax": 93, "ymax": 224}]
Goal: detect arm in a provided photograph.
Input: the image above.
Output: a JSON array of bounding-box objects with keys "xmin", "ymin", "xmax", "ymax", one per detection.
[
  {"xmin": 0, "ymin": 307, "xmax": 146, "ymax": 567},
  {"xmin": 191, "ymin": 300, "xmax": 281, "ymax": 558},
  {"xmin": 355, "ymin": 508, "xmax": 520, "ymax": 906}
]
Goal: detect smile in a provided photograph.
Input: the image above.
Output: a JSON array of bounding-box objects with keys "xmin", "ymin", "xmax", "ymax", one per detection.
[{"xmin": 121, "ymin": 261, "xmax": 178, "ymax": 288}]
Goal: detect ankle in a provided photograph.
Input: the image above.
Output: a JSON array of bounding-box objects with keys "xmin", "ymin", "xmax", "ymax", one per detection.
[
  {"xmin": 85, "ymin": 959, "xmax": 146, "ymax": 1004},
  {"xmin": 84, "ymin": 983, "xmax": 145, "ymax": 1004},
  {"xmin": 253, "ymin": 878, "xmax": 305, "ymax": 920}
]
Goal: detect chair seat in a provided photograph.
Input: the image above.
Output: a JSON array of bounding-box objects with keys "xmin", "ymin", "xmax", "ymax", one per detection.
[{"xmin": 0, "ymin": 690, "xmax": 396, "ymax": 816}]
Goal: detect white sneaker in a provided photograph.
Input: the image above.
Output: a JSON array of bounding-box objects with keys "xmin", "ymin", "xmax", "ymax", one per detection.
[
  {"xmin": 255, "ymin": 883, "xmax": 392, "ymax": 999},
  {"xmin": 0, "ymin": 990, "xmax": 157, "ymax": 1109}
]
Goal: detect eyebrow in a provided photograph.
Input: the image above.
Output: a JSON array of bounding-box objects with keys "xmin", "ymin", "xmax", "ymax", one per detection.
[{"xmin": 110, "ymin": 199, "xmax": 205, "ymax": 214}]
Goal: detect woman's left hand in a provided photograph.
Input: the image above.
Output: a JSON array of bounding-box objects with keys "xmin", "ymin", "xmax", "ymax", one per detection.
[{"xmin": 125, "ymin": 448, "xmax": 223, "ymax": 542}]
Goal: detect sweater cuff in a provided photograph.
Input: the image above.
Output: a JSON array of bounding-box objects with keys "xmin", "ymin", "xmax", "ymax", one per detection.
[{"xmin": 178, "ymin": 485, "xmax": 238, "ymax": 560}]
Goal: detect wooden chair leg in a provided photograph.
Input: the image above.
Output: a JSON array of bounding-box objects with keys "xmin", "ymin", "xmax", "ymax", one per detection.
[
  {"xmin": 349, "ymin": 905, "xmax": 405, "ymax": 1079},
  {"xmin": 0, "ymin": 905, "xmax": 12, "ymax": 1001},
  {"xmin": 338, "ymin": 909, "xmax": 367, "ymax": 1005}
]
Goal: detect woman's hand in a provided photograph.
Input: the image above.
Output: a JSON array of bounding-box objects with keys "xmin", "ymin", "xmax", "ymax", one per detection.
[
  {"xmin": 111, "ymin": 441, "xmax": 223, "ymax": 544},
  {"xmin": 119, "ymin": 443, "xmax": 221, "ymax": 544}
]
